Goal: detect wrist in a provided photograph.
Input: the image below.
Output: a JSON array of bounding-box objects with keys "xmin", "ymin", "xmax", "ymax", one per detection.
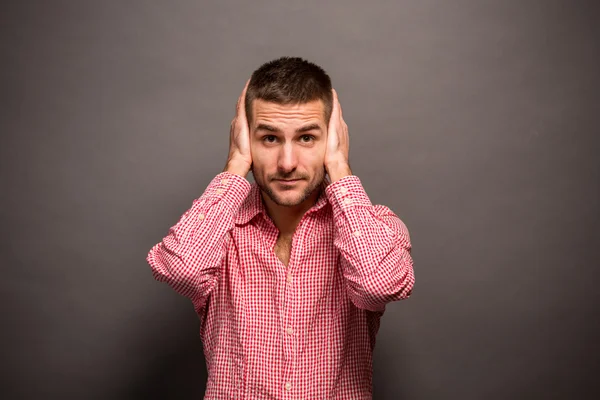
[
  {"xmin": 224, "ymin": 159, "xmax": 251, "ymax": 178},
  {"xmin": 326, "ymin": 161, "xmax": 352, "ymax": 183}
]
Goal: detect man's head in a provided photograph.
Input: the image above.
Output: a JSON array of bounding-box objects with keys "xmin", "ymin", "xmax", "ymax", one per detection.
[{"xmin": 245, "ymin": 57, "xmax": 333, "ymax": 208}]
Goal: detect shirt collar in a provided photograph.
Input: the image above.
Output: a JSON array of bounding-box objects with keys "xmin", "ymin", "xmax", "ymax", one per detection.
[{"xmin": 234, "ymin": 176, "xmax": 332, "ymax": 225}]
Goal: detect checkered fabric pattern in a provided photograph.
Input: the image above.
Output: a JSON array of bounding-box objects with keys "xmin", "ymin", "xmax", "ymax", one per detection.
[{"xmin": 147, "ymin": 171, "xmax": 415, "ymax": 399}]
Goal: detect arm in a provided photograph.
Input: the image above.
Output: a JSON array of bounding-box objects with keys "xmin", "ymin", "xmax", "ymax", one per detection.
[
  {"xmin": 147, "ymin": 80, "xmax": 253, "ymax": 309},
  {"xmin": 146, "ymin": 171, "xmax": 251, "ymax": 308},
  {"xmin": 326, "ymin": 175, "xmax": 415, "ymax": 312},
  {"xmin": 323, "ymin": 89, "xmax": 414, "ymax": 312}
]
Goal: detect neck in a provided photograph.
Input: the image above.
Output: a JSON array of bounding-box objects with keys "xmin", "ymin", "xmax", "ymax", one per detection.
[{"xmin": 261, "ymin": 189, "xmax": 321, "ymax": 236}]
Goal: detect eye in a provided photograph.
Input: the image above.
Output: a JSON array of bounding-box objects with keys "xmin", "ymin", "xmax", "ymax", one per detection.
[
  {"xmin": 300, "ymin": 135, "xmax": 315, "ymax": 143},
  {"xmin": 263, "ymin": 135, "xmax": 277, "ymax": 143}
]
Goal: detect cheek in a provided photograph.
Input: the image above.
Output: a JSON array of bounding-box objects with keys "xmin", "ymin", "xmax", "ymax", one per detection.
[
  {"xmin": 250, "ymin": 146, "xmax": 273, "ymax": 171},
  {"xmin": 301, "ymin": 147, "xmax": 326, "ymax": 171},
  {"xmin": 311, "ymin": 143, "xmax": 327, "ymax": 161},
  {"xmin": 250, "ymin": 142, "xmax": 263, "ymax": 162}
]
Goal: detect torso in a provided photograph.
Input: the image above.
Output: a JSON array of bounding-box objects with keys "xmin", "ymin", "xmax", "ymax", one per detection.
[{"xmin": 273, "ymin": 234, "xmax": 293, "ymax": 267}]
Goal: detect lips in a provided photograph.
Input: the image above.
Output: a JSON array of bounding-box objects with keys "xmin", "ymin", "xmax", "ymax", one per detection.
[{"xmin": 275, "ymin": 179, "xmax": 302, "ymax": 184}]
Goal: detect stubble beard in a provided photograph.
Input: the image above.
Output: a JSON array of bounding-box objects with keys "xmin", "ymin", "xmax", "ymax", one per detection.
[{"xmin": 253, "ymin": 167, "xmax": 326, "ymax": 207}]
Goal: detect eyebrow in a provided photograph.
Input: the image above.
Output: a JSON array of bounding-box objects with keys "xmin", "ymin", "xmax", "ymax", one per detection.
[{"xmin": 255, "ymin": 123, "xmax": 322, "ymax": 134}]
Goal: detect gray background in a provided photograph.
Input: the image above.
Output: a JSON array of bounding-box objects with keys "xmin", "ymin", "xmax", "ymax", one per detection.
[{"xmin": 1, "ymin": 0, "xmax": 599, "ymax": 399}]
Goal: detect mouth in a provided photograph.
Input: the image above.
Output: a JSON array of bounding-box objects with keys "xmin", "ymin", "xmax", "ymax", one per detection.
[{"xmin": 275, "ymin": 179, "xmax": 302, "ymax": 185}]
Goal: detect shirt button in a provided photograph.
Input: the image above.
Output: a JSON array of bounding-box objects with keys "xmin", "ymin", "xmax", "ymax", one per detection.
[
  {"xmin": 199, "ymin": 214, "xmax": 205, "ymax": 220},
  {"xmin": 353, "ymin": 230, "xmax": 361, "ymax": 237},
  {"xmin": 340, "ymin": 187, "xmax": 348, "ymax": 194},
  {"xmin": 215, "ymin": 188, "xmax": 224, "ymax": 195},
  {"xmin": 344, "ymin": 198, "xmax": 352, "ymax": 205},
  {"xmin": 286, "ymin": 327, "xmax": 294, "ymax": 335},
  {"xmin": 286, "ymin": 273, "xmax": 293, "ymax": 283},
  {"xmin": 285, "ymin": 382, "xmax": 292, "ymax": 391},
  {"xmin": 221, "ymin": 178, "xmax": 229, "ymax": 185}
]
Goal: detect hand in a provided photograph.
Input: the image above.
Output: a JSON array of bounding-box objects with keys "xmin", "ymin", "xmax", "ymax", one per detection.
[
  {"xmin": 324, "ymin": 89, "xmax": 352, "ymax": 182},
  {"xmin": 224, "ymin": 79, "xmax": 252, "ymax": 177}
]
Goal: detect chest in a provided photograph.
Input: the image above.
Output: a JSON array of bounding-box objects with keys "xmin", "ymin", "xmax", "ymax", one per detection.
[{"xmin": 273, "ymin": 234, "xmax": 293, "ymax": 267}]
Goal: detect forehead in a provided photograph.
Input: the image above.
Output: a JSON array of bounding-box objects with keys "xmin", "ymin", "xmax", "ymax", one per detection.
[{"xmin": 251, "ymin": 99, "xmax": 325, "ymax": 126}]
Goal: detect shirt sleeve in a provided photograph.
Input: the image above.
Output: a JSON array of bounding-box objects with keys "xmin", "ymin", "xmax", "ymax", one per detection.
[
  {"xmin": 146, "ymin": 171, "xmax": 251, "ymax": 309},
  {"xmin": 325, "ymin": 175, "xmax": 415, "ymax": 312}
]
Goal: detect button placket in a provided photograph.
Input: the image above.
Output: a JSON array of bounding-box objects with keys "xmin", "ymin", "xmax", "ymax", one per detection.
[{"xmin": 282, "ymin": 221, "xmax": 305, "ymax": 396}]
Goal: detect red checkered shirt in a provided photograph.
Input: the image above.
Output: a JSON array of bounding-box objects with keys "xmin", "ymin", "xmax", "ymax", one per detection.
[{"xmin": 147, "ymin": 171, "xmax": 415, "ymax": 399}]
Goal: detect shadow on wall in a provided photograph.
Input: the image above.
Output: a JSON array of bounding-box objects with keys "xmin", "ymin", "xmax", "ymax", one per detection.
[
  {"xmin": 125, "ymin": 309, "xmax": 208, "ymax": 400},
  {"xmin": 373, "ymin": 341, "xmax": 411, "ymax": 399},
  {"xmin": 372, "ymin": 306, "xmax": 414, "ymax": 399}
]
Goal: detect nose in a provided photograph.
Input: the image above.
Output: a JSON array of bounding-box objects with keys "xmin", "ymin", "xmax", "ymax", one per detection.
[{"xmin": 277, "ymin": 143, "xmax": 298, "ymax": 174}]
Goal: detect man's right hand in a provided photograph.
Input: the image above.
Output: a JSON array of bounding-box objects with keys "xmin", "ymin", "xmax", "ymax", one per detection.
[{"xmin": 223, "ymin": 79, "xmax": 253, "ymax": 178}]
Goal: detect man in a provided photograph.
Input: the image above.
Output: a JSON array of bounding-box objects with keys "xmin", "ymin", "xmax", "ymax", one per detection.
[{"xmin": 147, "ymin": 57, "xmax": 415, "ymax": 399}]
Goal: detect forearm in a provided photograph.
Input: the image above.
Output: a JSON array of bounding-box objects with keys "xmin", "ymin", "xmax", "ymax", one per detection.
[
  {"xmin": 146, "ymin": 172, "xmax": 251, "ymax": 304},
  {"xmin": 326, "ymin": 175, "xmax": 415, "ymax": 311}
]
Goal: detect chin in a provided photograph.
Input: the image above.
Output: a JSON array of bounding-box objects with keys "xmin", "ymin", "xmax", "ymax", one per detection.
[
  {"xmin": 269, "ymin": 188, "xmax": 303, "ymax": 207},
  {"xmin": 261, "ymin": 182, "xmax": 309, "ymax": 207},
  {"xmin": 275, "ymin": 198, "xmax": 303, "ymax": 207}
]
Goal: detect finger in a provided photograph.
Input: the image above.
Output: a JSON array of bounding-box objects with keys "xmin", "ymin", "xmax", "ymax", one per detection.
[
  {"xmin": 238, "ymin": 79, "xmax": 251, "ymax": 121},
  {"xmin": 335, "ymin": 90, "xmax": 343, "ymax": 118},
  {"xmin": 237, "ymin": 79, "xmax": 250, "ymax": 111},
  {"xmin": 331, "ymin": 88, "xmax": 340, "ymax": 119},
  {"xmin": 240, "ymin": 79, "xmax": 250, "ymax": 107}
]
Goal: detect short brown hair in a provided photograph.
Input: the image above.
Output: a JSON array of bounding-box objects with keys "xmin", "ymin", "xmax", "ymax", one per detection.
[{"xmin": 245, "ymin": 57, "xmax": 333, "ymax": 125}]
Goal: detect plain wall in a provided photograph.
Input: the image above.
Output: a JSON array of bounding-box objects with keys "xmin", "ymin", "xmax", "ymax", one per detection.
[{"xmin": 1, "ymin": 0, "xmax": 599, "ymax": 398}]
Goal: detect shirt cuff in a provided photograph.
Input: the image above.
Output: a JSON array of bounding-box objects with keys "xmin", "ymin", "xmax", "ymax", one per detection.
[
  {"xmin": 195, "ymin": 171, "xmax": 252, "ymax": 212},
  {"xmin": 325, "ymin": 175, "xmax": 372, "ymax": 216}
]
